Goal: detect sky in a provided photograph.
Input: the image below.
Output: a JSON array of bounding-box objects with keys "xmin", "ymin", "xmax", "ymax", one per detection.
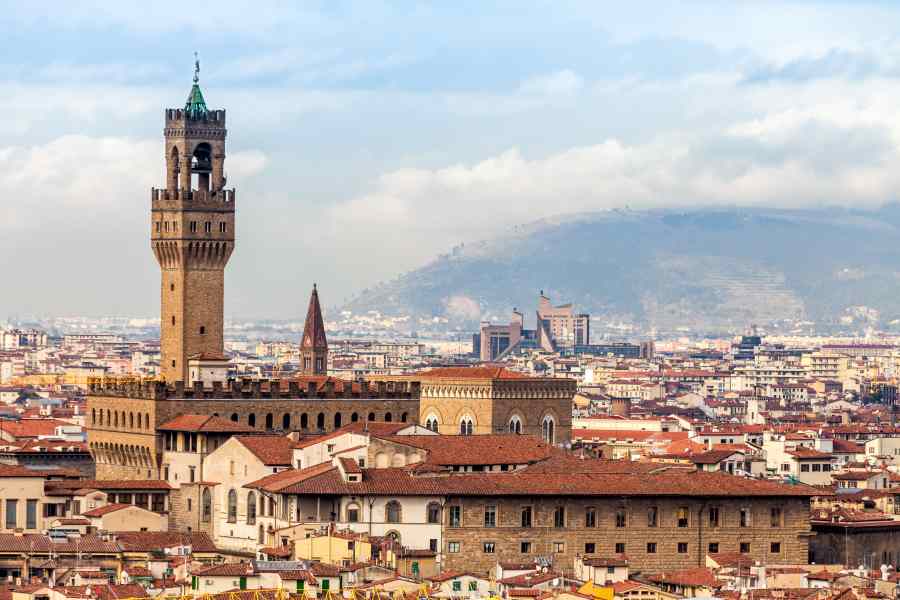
[{"xmin": 4, "ymin": 1, "xmax": 900, "ymax": 319}]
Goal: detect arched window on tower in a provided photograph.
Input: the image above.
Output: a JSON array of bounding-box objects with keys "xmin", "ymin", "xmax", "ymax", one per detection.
[
  {"xmin": 300, "ymin": 413, "xmax": 308, "ymax": 429},
  {"xmin": 282, "ymin": 413, "xmax": 291, "ymax": 430},
  {"xmin": 460, "ymin": 417, "xmax": 474, "ymax": 436},
  {"xmin": 509, "ymin": 416, "xmax": 522, "ymax": 434},
  {"xmin": 542, "ymin": 416, "xmax": 556, "ymax": 444},
  {"xmin": 425, "ymin": 415, "xmax": 439, "ymax": 432},
  {"xmin": 334, "ymin": 413, "xmax": 342, "ymax": 429},
  {"xmin": 265, "ymin": 413, "xmax": 273, "ymax": 430},
  {"xmin": 316, "ymin": 413, "xmax": 325, "ymax": 431},
  {"xmin": 248, "ymin": 413, "xmax": 256, "ymax": 428}
]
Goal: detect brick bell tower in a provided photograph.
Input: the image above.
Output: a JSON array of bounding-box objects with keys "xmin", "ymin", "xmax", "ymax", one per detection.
[{"xmin": 151, "ymin": 57, "xmax": 235, "ymax": 382}]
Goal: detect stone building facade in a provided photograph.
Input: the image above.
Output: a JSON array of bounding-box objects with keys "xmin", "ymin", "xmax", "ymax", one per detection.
[
  {"xmin": 402, "ymin": 367, "xmax": 575, "ymax": 443},
  {"xmin": 87, "ymin": 378, "xmax": 420, "ymax": 480},
  {"xmin": 442, "ymin": 494, "xmax": 812, "ymax": 573}
]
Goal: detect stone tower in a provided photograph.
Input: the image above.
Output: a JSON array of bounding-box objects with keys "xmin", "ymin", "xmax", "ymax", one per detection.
[
  {"xmin": 151, "ymin": 59, "xmax": 235, "ymax": 382},
  {"xmin": 300, "ymin": 284, "xmax": 328, "ymax": 375}
]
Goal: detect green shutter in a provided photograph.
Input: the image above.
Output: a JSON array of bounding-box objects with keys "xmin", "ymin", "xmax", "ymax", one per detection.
[
  {"xmin": 322, "ymin": 579, "xmax": 329, "ymax": 591},
  {"xmin": 239, "ymin": 577, "xmax": 247, "ymax": 590},
  {"xmin": 192, "ymin": 577, "xmax": 198, "ymax": 591},
  {"xmin": 296, "ymin": 580, "xmax": 302, "ymax": 592}
]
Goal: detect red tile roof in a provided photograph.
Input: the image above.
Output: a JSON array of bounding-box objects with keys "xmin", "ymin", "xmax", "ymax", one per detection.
[
  {"xmin": 647, "ymin": 567, "xmax": 720, "ymax": 588},
  {"xmin": 0, "ymin": 465, "xmax": 80, "ymax": 478},
  {"xmin": 193, "ymin": 563, "xmax": 254, "ymax": 577},
  {"xmin": 46, "ymin": 479, "xmax": 172, "ymax": 491},
  {"xmin": 0, "ymin": 419, "xmax": 74, "ymax": 439},
  {"xmin": 236, "ymin": 435, "xmax": 295, "ymax": 466},
  {"xmin": 248, "ymin": 462, "xmax": 823, "ymax": 498},
  {"xmin": 81, "ymin": 504, "xmax": 133, "ymax": 517},
  {"xmin": 159, "ymin": 414, "xmax": 255, "ymax": 433},
  {"xmin": 339, "ymin": 457, "xmax": 362, "ymax": 474},
  {"xmin": 383, "ymin": 434, "xmax": 552, "ymax": 466},
  {"xmin": 418, "ymin": 366, "xmax": 531, "ymax": 380}
]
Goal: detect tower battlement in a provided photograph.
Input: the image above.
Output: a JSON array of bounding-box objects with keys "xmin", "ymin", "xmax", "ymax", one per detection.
[
  {"xmin": 165, "ymin": 107, "xmax": 226, "ymax": 125},
  {"xmin": 151, "ymin": 187, "xmax": 235, "ymax": 207}
]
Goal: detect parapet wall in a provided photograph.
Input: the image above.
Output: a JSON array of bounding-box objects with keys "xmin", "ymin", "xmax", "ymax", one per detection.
[{"xmin": 87, "ymin": 378, "xmax": 420, "ymax": 401}]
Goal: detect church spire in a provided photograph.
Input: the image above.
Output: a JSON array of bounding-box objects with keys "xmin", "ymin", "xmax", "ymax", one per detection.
[{"xmin": 300, "ymin": 283, "xmax": 328, "ymax": 374}]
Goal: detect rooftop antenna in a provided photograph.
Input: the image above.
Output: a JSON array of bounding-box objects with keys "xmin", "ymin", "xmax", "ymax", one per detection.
[{"xmin": 193, "ymin": 51, "xmax": 200, "ymax": 84}]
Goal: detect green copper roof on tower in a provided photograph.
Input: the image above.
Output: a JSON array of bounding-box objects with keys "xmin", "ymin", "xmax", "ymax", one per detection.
[{"xmin": 184, "ymin": 53, "xmax": 208, "ymax": 119}]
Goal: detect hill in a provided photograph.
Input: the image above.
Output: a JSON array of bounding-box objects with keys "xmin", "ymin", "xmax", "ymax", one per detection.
[{"xmin": 341, "ymin": 205, "xmax": 900, "ymax": 335}]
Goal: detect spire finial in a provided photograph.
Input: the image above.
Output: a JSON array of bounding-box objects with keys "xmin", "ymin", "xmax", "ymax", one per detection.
[
  {"xmin": 193, "ymin": 52, "xmax": 200, "ymax": 84},
  {"xmin": 313, "ymin": 282, "xmax": 317, "ymax": 291}
]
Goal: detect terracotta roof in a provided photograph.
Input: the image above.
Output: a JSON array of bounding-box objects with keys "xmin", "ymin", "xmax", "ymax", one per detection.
[
  {"xmin": 382, "ymin": 434, "xmax": 552, "ymax": 466},
  {"xmin": 81, "ymin": 504, "xmax": 135, "ymax": 517},
  {"xmin": 690, "ymin": 450, "xmax": 743, "ymax": 465},
  {"xmin": 0, "ymin": 419, "xmax": 74, "ymax": 439},
  {"xmin": 582, "ymin": 555, "xmax": 628, "ymax": 567},
  {"xmin": 339, "ymin": 457, "xmax": 362, "ymax": 474},
  {"xmin": 159, "ymin": 414, "xmax": 255, "ymax": 433},
  {"xmin": 250, "ymin": 462, "xmax": 823, "ymax": 498},
  {"xmin": 0, "ymin": 465, "xmax": 80, "ymax": 478},
  {"xmin": 787, "ymin": 448, "xmax": 833, "ymax": 459},
  {"xmin": 236, "ymin": 435, "xmax": 295, "ymax": 466},
  {"xmin": 193, "ymin": 563, "xmax": 254, "ymax": 577},
  {"xmin": 417, "ymin": 366, "xmax": 531, "ymax": 380},
  {"xmin": 112, "ymin": 531, "xmax": 217, "ymax": 552},
  {"xmin": 0, "ymin": 534, "xmax": 121, "ymax": 554},
  {"xmin": 647, "ymin": 567, "xmax": 720, "ymax": 588},
  {"xmin": 498, "ymin": 571, "xmax": 560, "ymax": 586},
  {"xmin": 46, "ymin": 479, "xmax": 172, "ymax": 491}
]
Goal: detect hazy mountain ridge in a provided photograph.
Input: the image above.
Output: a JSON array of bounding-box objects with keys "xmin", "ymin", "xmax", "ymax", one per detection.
[{"xmin": 342, "ymin": 205, "xmax": 900, "ymax": 334}]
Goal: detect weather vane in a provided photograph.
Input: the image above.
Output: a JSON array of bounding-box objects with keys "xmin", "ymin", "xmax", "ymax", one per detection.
[{"xmin": 193, "ymin": 51, "xmax": 200, "ymax": 84}]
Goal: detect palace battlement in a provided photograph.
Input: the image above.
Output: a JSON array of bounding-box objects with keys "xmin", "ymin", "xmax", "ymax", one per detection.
[{"xmin": 87, "ymin": 377, "xmax": 420, "ymax": 401}]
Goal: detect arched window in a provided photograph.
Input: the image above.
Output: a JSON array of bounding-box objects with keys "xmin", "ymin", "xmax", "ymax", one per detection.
[
  {"xmin": 136, "ymin": 413, "xmax": 142, "ymax": 429},
  {"xmin": 227, "ymin": 489, "xmax": 237, "ymax": 523},
  {"xmin": 248, "ymin": 413, "xmax": 256, "ymax": 427},
  {"xmin": 129, "ymin": 413, "xmax": 134, "ymax": 429},
  {"xmin": 258, "ymin": 523, "xmax": 265, "ymax": 544},
  {"xmin": 385, "ymin": 500, "xmax": 402, "ymax": 523},
  {"xmin": 351, "ymin": 412, "xmax": 359, "ymax": 423},
  {"xmin": 385, "ymin": 412, "xmax": 392, "ymax": 422},
  {"xmin": 316, "ymin": 412, "xmax": 325, "ymax": 431},
  {"xmin": 542, "ymin": 416, "xmax": 556, "ymax": 444},
  {"xmin": 368, "ymin": 412, "xmax": 376, "ymax": 422},
  {"xmin": 106, "ymin": 409, "xmax": 111, "ymax": 426},
  {"xmin": 509, "ymin": 416, "xmax": 522, "ymax": 434},
  {"xmin": 425, "ymin": 415, "xmax": 439, "ymax": 432},
  {"xmin": 282, "ymin": 413, "xmax": 291, "ymax": 430},
  {"xmin": 201, "ymin": 488, "xmax": 211, "ymax": 522},
  {"xmin": 460, "ymin": 417, "xmax": 474, "ymax": 436},
  {"xmin": 114, "ymin": 412, "xmax": 119, "ymax": 428},
  {"xmin": 265, "ymin": 413, "xmax": 273, "ymax": 430},
  {"xmin": 145, "ymin": 413, "xmax": 151, "ymax": 430},
  {"xmin": 92, "ymin": 409, "xmax": 96, "ymax": 425},
  {"xmin": 401, "ymin": 412, "xmax": 408, "ymax": 423},
  {"xmin": 334, "ymin": 413, "xmax": 342, "ymax": 429},
  {"xmin": 427, "ymin": 502, "xmax": 442, "ymax": 524},
  {"xmin": 230, "ymin": 413, "xmax": 238, "ymax": 422},
  {"xmin": 247, "ymin": 492, "xmax": 257, "ymax": 524},
  {"xmin": 300, "ymin": 413, "xmax": 309, "ymax": 429}
]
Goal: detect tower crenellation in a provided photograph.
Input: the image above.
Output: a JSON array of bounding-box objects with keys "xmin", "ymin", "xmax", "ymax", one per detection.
[{"xmin": 150, "ymin": 57, "xmax": 235, "ymax": 382}]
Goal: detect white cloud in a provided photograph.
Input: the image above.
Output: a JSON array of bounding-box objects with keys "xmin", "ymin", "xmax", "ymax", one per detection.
[
  {"xmin": 0, "ymin": 135, "xmax": 267, "ymax": 232},
  {"xmin": 333, "ymin": 95, "xmax": 900, "ymax": 245}
]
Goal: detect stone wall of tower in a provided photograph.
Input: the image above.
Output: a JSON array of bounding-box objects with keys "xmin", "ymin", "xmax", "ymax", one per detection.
[{"xmin": 151, "ymin": 107, "xmax": 234, "ymax": 383}]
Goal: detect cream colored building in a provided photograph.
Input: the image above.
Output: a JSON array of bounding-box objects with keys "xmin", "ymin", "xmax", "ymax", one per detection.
[{"xmin": 81, "ymin": 503, "xmax": 167, "ymax": 532}]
